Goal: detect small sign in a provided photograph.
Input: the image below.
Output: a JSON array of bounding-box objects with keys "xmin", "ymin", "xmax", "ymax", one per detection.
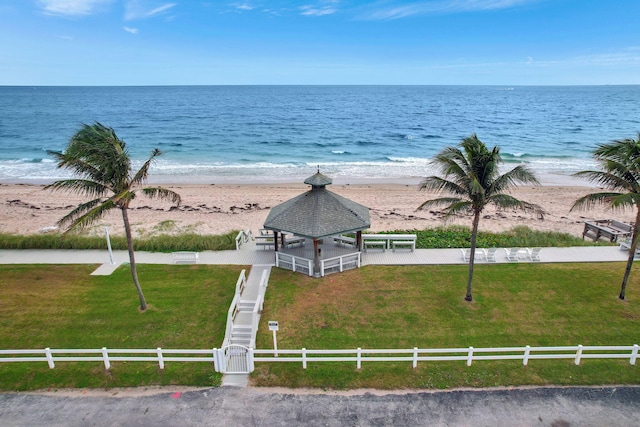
[{"xmin": 268, "ymin": 321, "xmax": 279, "ymax": 331}]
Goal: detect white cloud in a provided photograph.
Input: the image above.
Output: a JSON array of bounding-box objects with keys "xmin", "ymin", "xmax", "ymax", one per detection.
[
  {"xmin": 360, "ymin": 0, "xmax": 538, "ymax": 20},
  {"xmin": 123, "ymin": 26, "xmax": 139, "ymax": 34},
  {"xmin": 124, "ymin": 1, "xmax": 176, "ymax": 20},
  {"xmin": 300, "ymin": 5, "xmax": 337, "ymax": 16},
  {"xmin": 232, "ymin": 3, "xmax": 254, "ymax": 11},
  {"xmin": 38, "ymin": 0, "xmax": 113, "ymax": 17}
]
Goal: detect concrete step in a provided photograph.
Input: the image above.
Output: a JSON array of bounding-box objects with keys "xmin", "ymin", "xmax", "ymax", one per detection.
[{"xmin": 237, "ymin": 301, "xmax": 256, "ymax": 311}]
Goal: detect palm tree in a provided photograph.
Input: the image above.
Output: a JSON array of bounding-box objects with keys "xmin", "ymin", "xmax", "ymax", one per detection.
[
  {"xmin": 571, "ymin": 134, "xmax": 640, "ymax": 300},
  {"xmin": 46, "ymin": 122, "xmax": 181, "ymax": 311},
  {"xmin": 418, "ymin": 134, "xmax": 544, "ymax": 302}
]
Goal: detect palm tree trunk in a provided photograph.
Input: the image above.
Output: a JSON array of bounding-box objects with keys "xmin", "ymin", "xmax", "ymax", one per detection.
[
  {"xmin": 619, "ymin": 209, "xmax": 640, "ymax": 300},
  {"xmin": 121, "ymin": 208, "xmax": 148, "ymax": 311},
  {"xmin": 466, "ymin": 211, "xmax": 481, "ymax": 302}
]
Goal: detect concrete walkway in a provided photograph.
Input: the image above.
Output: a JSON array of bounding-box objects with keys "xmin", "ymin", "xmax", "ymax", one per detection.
[{"xmin": 0, "ymin": 245, "xmax": 632, "ymax": 267}]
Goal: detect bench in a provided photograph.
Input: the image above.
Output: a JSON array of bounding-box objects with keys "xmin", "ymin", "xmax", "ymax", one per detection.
[
  {"xmin": 255, "ymin": 235, "xmax": 275, "ymax": 250},
  {"xmin": 362, "ymin": 233, "xmax": 417, "ymax": 250},
  {"xmin": 171, "ymin": 251, "xmax": 199, "ymax": 264},
  {"xmin": 284, "ymin": 235, "xmax": 305, "ymax": 248},
  {"xmin": 392, "ymin": 240, "xmax": 415, "ymax": 252},
  {"xmin": 364, "ymin": 240, "xmax": 386, "ymax": 252},
  {"xmin": 333, "ymin": 235, "xmax": 356, "ymax": 247}
]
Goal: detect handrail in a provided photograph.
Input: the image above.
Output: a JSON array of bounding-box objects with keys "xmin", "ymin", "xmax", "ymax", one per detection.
[
  {"xmin": 249, "ymin": 269, "xmax": 270, "ymax": 348},
  {"xmin": 222, "ymin": 269, "xmax": 246, "ymax": 348},
  {"xmin": 235, "ymin": 229, "xmax": 254, "ymax": 250}
]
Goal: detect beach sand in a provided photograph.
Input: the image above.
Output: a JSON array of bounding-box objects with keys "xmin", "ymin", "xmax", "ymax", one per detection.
[{"xmin": 0, "ymin": 182, "xmax": 634, "ymax": 239}]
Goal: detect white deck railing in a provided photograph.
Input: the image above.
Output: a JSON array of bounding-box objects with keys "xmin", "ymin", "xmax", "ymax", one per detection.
[
  {"xmin": 250, "ymin": 269, "xmax": 270, "ymax": 348},
  {"xmin": 275, "ymin": 252, "xmax": 313, "ymax": 276},
  {"xmin": 3, "ymin": 344, "xmax": 636, "ymax": 373},
  {"xmin": 320, "ymin": 253, "xmax": 361, "ymax": 276},
  {"xmin": 235, "ymin": 229, "xmax": 253, "ymax": 250},
  {"xmin": 222, "ymin": 270, "xmax": 247, "ymax": 348}
]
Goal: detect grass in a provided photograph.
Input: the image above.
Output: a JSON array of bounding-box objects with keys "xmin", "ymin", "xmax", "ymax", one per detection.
[
  {"xmin": 0, "ymin": 231, "xmax": 237, "ymax": 252},
  {"xmin": 252, "ymin": 263, "xmax": 640, "ymax": 389},
  {"xmin": 0, "ymin": 264, "xmax": 244, "ymax": 391},
  {"xmin": 0, "ymin": 225, "xmax": 607, "ymax": 253}
]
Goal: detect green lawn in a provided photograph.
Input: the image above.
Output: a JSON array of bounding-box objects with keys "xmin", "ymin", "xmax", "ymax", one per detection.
[
  {"xmin": 0, "ymin": 264, "xmax": 244, "ymax": 391},
  {"xmin": 253, "ymin": 263, "xmax": 640, "ymax": 389},
  {"xmin": 2, "ymin": 262, "xmax": 639, "ymax": 391}
]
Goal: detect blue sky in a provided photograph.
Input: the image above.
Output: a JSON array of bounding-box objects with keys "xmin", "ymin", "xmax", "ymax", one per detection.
[{"xmin": 1, "ymin": 0, "xmax": 639, "ymax": 85}]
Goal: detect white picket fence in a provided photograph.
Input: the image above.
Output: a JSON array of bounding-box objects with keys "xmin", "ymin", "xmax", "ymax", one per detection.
[{"xmin": 1, "ymin": 345, "xmax": 637, "ymax": 373}]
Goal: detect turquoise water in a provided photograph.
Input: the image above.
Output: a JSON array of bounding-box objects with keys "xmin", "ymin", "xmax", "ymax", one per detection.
[{"xmin": 1, "ymin": 85, "xmax": 639, "ymax": 183}]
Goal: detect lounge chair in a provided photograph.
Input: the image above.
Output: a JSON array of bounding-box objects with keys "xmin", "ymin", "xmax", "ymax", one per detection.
[
  {"xmin": 461, "ymin": 248, "xmax": 487, "ymax": 262},
  {"xmin": 504, "ymin": 248, "xmax": 520, "ymax": 262},
  {"xmin": 527, "ymin": 247, "xmax": 542, "ymax": 262},
  {"xmin": 485, "ymin": 248, "xmax": 497, "ymax": 262}
]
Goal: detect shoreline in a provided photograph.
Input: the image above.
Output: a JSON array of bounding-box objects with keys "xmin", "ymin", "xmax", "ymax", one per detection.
[{"xmin": 1, "ymin": 180, "xmax": 633, "ymax": 239}]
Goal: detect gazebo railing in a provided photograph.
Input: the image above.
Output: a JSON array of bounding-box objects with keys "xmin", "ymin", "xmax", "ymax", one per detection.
[
  {"xmin": 275, "ymin": 252, "xmax": 313, "ymax": 276},
  {"xmin": 320, "ymin": 253, "xmax": 361, "ymax": 276}
]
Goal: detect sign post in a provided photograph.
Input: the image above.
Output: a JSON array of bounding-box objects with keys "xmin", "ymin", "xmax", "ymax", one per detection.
[
  {"xmin": 105, "ymin": 227, "xmax": 115, "ymax": 265},
  {"xmin": 268, "ymin": 321, "xmax": 279, "ymax": 357}
]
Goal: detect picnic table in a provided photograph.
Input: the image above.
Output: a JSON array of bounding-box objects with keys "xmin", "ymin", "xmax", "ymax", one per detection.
[{"xmin": 582, "ymin": 220, "xmax": 632, "ymax": 243}]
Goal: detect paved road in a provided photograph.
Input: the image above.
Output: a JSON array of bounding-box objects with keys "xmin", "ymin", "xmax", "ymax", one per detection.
[{"xmin": 1, "ymin": 386, "xmax": 639, "ymax": 426}]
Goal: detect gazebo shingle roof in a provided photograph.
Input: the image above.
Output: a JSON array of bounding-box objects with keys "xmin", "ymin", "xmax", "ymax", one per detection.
[{"xmin": 263, "ymin": 172, "xmax": 370, "ymax": 239}]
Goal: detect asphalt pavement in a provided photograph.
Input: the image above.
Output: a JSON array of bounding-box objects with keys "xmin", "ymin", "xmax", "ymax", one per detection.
[{"xmin": 1, "ymin": 386, "xmax": 640, "ymax": 426}]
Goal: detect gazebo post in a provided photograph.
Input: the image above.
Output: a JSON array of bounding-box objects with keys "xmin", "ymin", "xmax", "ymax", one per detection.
[
  {"xmin": 313, "ymin": 239, "xmax": 320, "ymax": 277},
  {"xmin": 274, "ymin": 231, "xmax": 279, "ymax": 252},
  {"xmin": 356, "ymin": 230, "xmax": 362, "ymax": 251}
]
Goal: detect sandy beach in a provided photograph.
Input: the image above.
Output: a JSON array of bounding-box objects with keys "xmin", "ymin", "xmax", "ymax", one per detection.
[{"xmin": 0, "ymin": 181, "xmax": 634, "ymax": 239}]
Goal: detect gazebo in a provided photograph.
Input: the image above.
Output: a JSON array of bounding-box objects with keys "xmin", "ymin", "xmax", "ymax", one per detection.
[{"xmin": 263, "ymin": 170, "xmax": 371, "ymax": 276}]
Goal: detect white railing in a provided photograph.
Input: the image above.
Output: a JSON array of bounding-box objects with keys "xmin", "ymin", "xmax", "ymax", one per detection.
[
  {"xmin": 252, "ymin": 344, "xmax": 640, "ymax": 369},
  {"xmin": 235, "ymin": 229, "xmax": 253, "ymax": 250},
  {"xmin": 250, "ymin": 269, "xmax": 270, "ymax": 348},
  {"xmin": 0, "ymin": 347, "xmax": 222, "ymax": 371},
  {"xmin": 1, "ymin": 344, "xmax": 637, "ymax": 373},
  {"xmin": 320, "ymin": 253, "xmax": 361, "ymax": 276},
  {"xmin": 275, "ymin": 252, "xmax": 313, "ymax": 276},
  {"xmin": 222, "ymin": 270, "xmax": 247, "ymax": 348}
]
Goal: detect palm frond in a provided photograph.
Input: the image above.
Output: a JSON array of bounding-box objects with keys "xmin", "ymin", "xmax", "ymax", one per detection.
[
  {"xmin": 570, "ymin": 192, "xmax": 622, "ymax": 211},
  {"xmin": 489, "ymin": 194, "xmax": 546, "ymax": 219},
  {"xmin": 57, "ymin": 198, "xmax": 114, "ymax": 231},
  {"xmin": 142, "ymin": 187, "xmax": 182, "ymax": 206},
  {"xmin": 44, "ymin": 179, "xmax": 109, "ymax": 198},
  {"xmin": 417, "ymin": 196, "xmax": 465, "ymax": 211},
  {"xmin": 419, "ymin": 176, "xmax": 466, "ymax": 195},
  {"xmin": 131, "ymin": 148, "xmax": 163, "ymax": 186}
]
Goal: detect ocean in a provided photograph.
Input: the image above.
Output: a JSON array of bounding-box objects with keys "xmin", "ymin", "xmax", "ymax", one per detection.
[{"xmin": 1, "ymin": 85, "xmax": 639, "ymax": 184}]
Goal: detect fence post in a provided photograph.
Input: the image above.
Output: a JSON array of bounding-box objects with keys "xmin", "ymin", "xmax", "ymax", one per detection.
[
  {"xmin": 212, "ymin": 348, "xmax": 219, "ymax": 373},
  {"xmin": 302, "ymin": 348, "xmax": 307, "ymax": 369},
  {"xmin": 631, "ymin": 344, "xmax": 638, "ymax": 365},
  {"xmin": 248, "ymin": 348, "xmax": 255, "ymax": 372},
  {"xmin": 523, "ymin": 345, "xmax": 530, "ymax": 366},
  {"xmin": 157, "ymin": 348, "xmax": 165, "ymax": 369},
  {"xmin": 413, "ymin": 347, "xmax": 418, "ymax": 369},
  {"xmin": 357, "ymin": 347, "xmax": 362, "ymax": 370},
  {"xmin": 45, "ymin": 347, "xmax": 55, "ymax": 369},
  {"xmin": 575, "ymin": 344, "xmax": 583, "ymax": 365},
  {"xmin": 467, "ymin": 347, "xmax": 474, "ymax": 366},
  {"xmin": 101, "ymin": 347, "xmax": 111, "ymax": 370}
]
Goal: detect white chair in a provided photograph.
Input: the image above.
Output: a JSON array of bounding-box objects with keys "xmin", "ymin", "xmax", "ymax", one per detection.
[
  {"xmin": 504, "ymin": 248, "xmax": 520, "ymax": 262},
  {"xmin": 485, "ymin": 248, "xmax": 497, "ymax": 262},
  {"xmin": 527, "ymin": 247, "xmax": 542, "ymax": 261},
  {"xmin": 460, "ymin": 248, "xmax": 471, "ymax": 262}
]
